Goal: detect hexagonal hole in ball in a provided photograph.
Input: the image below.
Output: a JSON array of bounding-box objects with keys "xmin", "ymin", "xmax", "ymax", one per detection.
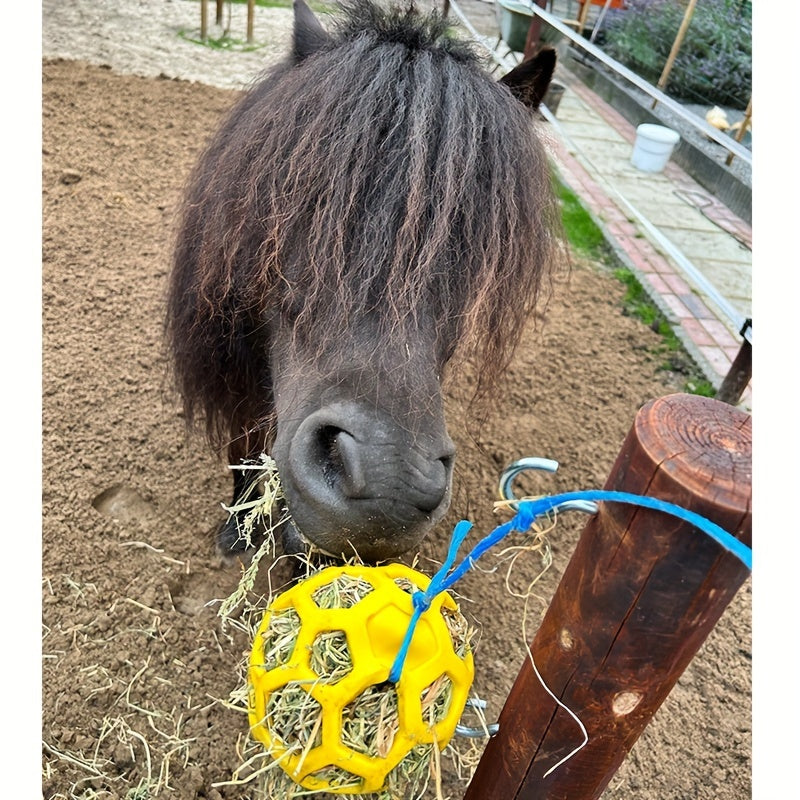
[
  {"xmin": 306, "ymin": 766, "xmax": 363, "ymax": 792},
  {"xmin": 440, "ymin": 605, "xmax": 471, "ymax": 658},
  {"xmin": 265, "ymin": 682, "xmax": 323, "ymax": 750},
  {"xmin": 420, "ymin": 673, "xmax": 454, "ymax": 726},
  {"xmin": 260, "ymin": 608, "xmax": 301, "ymax": 671},
  {"xmin": 312, "ymin": 574, "xmax": 374, "ymax": 609},
  {"xmin": 394, "ymin": 576, "xmax": 424, "ymax": 595},
  {"xmin": 309, "ymin": 629, "xmax": 353, "ymax": 683},
  {"xmin": 341, "ymin": 682, "xmax": 400, "ymax": 758}
]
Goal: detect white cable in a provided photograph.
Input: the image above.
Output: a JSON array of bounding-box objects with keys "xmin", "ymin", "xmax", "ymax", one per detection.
[{"xmin": 529, "ymin": 652, "xmax": 589, "ymax": 778}]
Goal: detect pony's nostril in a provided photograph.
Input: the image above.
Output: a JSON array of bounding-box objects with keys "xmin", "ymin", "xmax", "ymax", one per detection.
[
  {"xmin": 317, "ymin": 426, "xmax": 366, "ymax": 498},
  {"xmin": 316, "ymin": 425, "xmax": 342, "ymax": 487},
  {"xmin": 439, "ymin": 452, "xmax": 454, "ymax": 476},
  {"xmin": 313, "ymin": 421, "xmax": 449, "ymax": 510},
  {"xmin": 284, "ymin": 404, "xmax": 455, "ymax": 557},
  {"xmin": 415, "ymin": 465, "xmax": 447, "ymax": 512}
]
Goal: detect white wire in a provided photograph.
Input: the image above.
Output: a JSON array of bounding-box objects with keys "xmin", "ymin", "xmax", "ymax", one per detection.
[{"xmin": 528, "ymin": 652, "xmax": 589, "ymax": 778}]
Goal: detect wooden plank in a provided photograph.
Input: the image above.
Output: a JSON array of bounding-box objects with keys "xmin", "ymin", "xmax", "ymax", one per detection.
[
  {"xmin": 523, "ymin": 1, "xmax": 549, "ymax": 59},
  {"xmin": 656, "ymin": 0, "xmax": 698, "ymax": 93}
]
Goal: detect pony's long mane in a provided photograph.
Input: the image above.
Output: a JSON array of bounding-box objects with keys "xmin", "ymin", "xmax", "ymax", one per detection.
[{"xmin": 167, "ymin": 0, "xmax": 563, "ymax": 448}]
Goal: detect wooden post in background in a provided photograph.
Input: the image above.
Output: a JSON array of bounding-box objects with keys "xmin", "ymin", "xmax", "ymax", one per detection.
[
  {"xmin": 524, "ymin": 0, "xmax": 548, "ymax": 59},
  {"xmin": 464, "ymin": 393, "xmax": 751, "ymax": 800},
  {"xmin": 726, "ymin": 98, "xmax": 753, "ymax": 166},
  {"xmin": 655, "ymin": 0, "xmax": 697, "ymax": 95},
  {"xmin": 247, "ymin": 0, "xmax": 255, "ymax": 44},
  {"xmin": 576, "ymin": 0, "xmax": 592, "ymax": 36},
  {"xmin": 717, "ymin": 319, "xmax": 752, "ymax": 405}
]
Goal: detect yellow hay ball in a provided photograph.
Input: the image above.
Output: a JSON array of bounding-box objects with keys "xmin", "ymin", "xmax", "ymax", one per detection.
[{"xmin": 247, "ymin": 563, "xmax": 475, "ymax": 794}]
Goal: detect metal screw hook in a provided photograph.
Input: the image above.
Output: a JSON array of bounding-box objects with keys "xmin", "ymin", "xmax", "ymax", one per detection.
[
  {"xmin": 499, "ymin": 457, "xmax": 599, "ymax": 515},
  {"xmin": 455, "ymin": 697, "xmax": 499, "ymax": 738},
  {"xmin": 499, "ymin": 457, "xmax": 559, "ymax": 511}
]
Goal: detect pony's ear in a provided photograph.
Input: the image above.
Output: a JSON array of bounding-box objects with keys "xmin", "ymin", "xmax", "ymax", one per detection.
[
  {"xmin": 499, "ymin": 47, "xmax": 557, "ymax": 110},
  {"xmin": 293, "ymin": 0, "xmax": 331, "ymax": 62}
]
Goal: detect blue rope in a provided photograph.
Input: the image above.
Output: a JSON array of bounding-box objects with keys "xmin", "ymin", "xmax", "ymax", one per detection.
[{"xmin": 387, "ymin": 489, "xmax": 752, "ymax": 683}]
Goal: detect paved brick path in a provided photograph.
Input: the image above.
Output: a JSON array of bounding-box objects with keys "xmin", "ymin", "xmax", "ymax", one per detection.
[{"xmin": 543, "ymin": 67, "xmax": 752, "ymax": 411}]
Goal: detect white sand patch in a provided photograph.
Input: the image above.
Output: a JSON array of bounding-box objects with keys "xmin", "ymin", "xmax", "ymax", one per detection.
[{"xmin": 42, "ymin": 0, "xmax": 296, "ymax": 90}]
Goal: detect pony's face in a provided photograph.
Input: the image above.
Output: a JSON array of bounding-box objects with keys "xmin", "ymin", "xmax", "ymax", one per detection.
[
  {"xmin": 167, "ymin": 0, "xmax": 559, "ymax": 564},
  {"xmin": 267, "ymin": 312, "xmax": 456, "ymax": 561}
]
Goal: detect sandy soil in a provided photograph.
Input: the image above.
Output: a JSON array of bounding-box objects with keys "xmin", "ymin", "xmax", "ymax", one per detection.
[{"xmin": 41, "ymin": 2, "xmax": 751, "ymax": 799}]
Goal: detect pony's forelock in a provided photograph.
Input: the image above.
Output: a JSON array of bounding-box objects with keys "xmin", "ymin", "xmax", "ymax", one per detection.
[{"xmin": 167, "ymin": 0, "xmax": 564, "ymax": 449}]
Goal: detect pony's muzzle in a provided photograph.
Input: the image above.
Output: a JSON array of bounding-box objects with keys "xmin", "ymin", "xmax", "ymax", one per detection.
[{"xmin": 277, "ymin": 403, "xmax": 455, "ymax": 561}]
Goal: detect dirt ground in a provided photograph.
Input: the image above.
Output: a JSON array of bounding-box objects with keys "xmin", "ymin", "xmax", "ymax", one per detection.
[{"xmin": 41, "ymin": 53, "xmax": 751, "ymax": 800}]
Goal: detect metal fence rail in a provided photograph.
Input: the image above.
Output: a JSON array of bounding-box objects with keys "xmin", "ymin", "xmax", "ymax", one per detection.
[{"xmin": 499, "ymin": 1, "xmax": 752, "ymax": 166}]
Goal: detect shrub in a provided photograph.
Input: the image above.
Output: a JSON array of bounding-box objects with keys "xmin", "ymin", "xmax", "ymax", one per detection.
[{"xmin": 601, "ymin": 0, "xmax": 751, "ymax": 109}]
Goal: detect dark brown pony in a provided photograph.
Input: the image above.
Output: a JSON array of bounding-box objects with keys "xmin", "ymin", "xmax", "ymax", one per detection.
[{"xmin": 167, "ymin": 0, "xmax": 561, "ymax": 562}]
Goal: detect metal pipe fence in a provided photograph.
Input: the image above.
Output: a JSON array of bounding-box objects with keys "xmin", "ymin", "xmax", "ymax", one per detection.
[{"xmin": 485, "ymin": 0, "xmax": 752, "ymax": 166}]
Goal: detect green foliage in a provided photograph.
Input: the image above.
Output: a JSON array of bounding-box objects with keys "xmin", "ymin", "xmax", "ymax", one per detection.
[
  {"xmin": 602, "ymin": 0, "xmax": 751, "ymax": 108},
  {"xmin": 684, "ymin": 378, "xmax": 716, "ymax": 397},
  {"xmin": 614, "ymin": 267, "xmax": 678, "ymax": 347},
  {"xmin": 554, "ymin": 179, "xmax": 610, "ymax": 261}
]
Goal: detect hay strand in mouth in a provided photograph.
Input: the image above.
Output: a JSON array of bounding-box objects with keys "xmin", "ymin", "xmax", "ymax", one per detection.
[
  {"xmin": 223, "ymin": 454, "xmax": 288, "ymax": 548},
  {"xmin": 217, "ymin": 454, "xmax": 289, "ymax": 621}
]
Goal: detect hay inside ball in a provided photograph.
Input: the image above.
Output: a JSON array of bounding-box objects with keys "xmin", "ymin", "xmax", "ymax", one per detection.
[{"xmin": 247, "ymin": 563, "xmax": 475, "ymax": 795}]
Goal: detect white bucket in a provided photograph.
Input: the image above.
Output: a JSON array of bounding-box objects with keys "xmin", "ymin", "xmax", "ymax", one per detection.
[{"xmin": 631, "ymin": 124, "xmax": 680, "ymax": 173}]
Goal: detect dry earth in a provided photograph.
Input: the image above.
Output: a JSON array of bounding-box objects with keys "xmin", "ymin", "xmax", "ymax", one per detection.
[{"xmin": 41, "ymin": 2, "xmax": 751, "ymax": 799}]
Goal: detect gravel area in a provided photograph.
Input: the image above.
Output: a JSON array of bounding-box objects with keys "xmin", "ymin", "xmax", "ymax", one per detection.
[
  {"xmin": 41, "ymin": 0, "xmax": 514, "ymax": 90},
  {"xmin": 42, "ymin": 0, "xmax": 296, "ymax": 90}
]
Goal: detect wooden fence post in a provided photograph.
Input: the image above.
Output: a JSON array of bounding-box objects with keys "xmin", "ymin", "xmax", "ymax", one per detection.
[
  {"xmin": 523, "ymin": 0, "xmax": 548, "ymax": 59},
  {"xmin": 726, "ymin": 98, "xmax": 753, "ymax": 166},
  {"xmin": 656, "ymin": 0, "xmax": 697, "ymax": 93},
  {"xmin": 463, "ymin": 393, "xmax": 751, "ymax": 800},
  {"xmin": 716, "ymin": 319, "xmax": 752, "ymax": 406},
  {"xmin": 247, "ymin": 0, "xmax": 255, "ymax": 44}
]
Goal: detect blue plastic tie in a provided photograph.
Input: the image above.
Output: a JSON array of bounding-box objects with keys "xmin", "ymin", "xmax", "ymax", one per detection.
[{"xmin": 387, "ymin": 489, "xmax": 751, "ymax": 683}]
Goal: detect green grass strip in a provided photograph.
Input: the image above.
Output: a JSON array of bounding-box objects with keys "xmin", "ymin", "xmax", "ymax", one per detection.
[{"xmin": 555, "ymin": 176, "xmax": 715, "ymax": 398}]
